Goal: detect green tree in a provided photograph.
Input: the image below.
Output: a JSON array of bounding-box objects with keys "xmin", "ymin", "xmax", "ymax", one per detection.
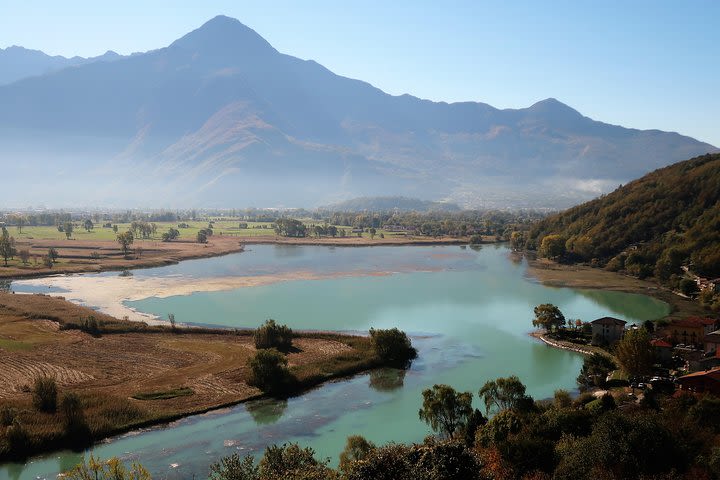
[
  {"xmin": 418, "ymin": 384, "xmax": 474, "ymax": 438},
  {"xmin": 61, "ymin": 392, "xmax": 90, "ymax": 446},
  {"xmin": 369, "ymin": 327, "xmax": 417, "ymax": 367},
  {"xmin": 616, "ymin": 328, "xmax": 654, "ymax": 377},
  {"xmin": 478, "ymin": 375, "xmax": 532, "ymax": 415},
  {"xmin": 32, "ymin": 376, "xmax": 57, "ymax": 413},
  {"xmin": 679, "ymin": 278, "xmax": 699, "ymax": 297},
  {"xmin": 576, "ymin": 353, "xmax": 616, "ymax": 390},
  {"xmin": 197, "ymin": 230, "xmax": 208, "ymax": 243},
  {"xmin": 18, "ymin": 248, "xmax": 30, "ymax": 265},
  {"xmin": 117, "ymin": 231, "xmax": 134, "ymax": 257},
  {"xmin": 248, "ymin": 349, "xmax": 293, "ymax": 395},
  {"xmin": 65, "ymin": 456, "xmax": 151, "ymax": 480},
  {"xmin": 64, "ymin": 221, "xmax": 74, "ymax": 239},
  {"xmin": 48, "ymin": 247, "xmax": 59, "ymax": 263},
  {"xmin": 532, "ymin": 303, "xmax": 566, "ymax": 332},
  {"xmin": 83, "ymin": 219, "xmax": 94, "ymax": 232},
  {"xmin": 538, "ymin": 234, "xmax": 566, "ymax": 259},
  {"xmin": 259, "ymin": 443, "xmax": 334, "ymax": 480},
  {"xmin": 369, "ymin": 227, "xmax": 376, "ymax": 239},
  {"xmin": 0, "ymin": 228, "xmax": 16, "ymax": 266},
  {"xmin": 254, "ymin": 319, "xmax": 293, "ymax": 351},
  {"xmin": 339, "ymin": 435, "xmax": 376, "ymax": 473},
  {"xmin": 209, "ymin": 453, "xmax": 259, "ymax": 480}
]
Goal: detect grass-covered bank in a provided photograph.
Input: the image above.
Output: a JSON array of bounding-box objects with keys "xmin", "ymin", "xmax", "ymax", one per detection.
[{"xmin": 0, "ymin": 294, "xmax": 412, "ymax": 462}]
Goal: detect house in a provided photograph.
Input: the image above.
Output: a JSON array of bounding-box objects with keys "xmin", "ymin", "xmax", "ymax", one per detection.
[
  {"xmin": 590, "ymin": 317, "xmax": 627, "ymax": 345},
  {"xmin": 704, "ymin": 330, "xmax": 720, "ymax": 357},
  {"xmin": 676, "ymin": 367, "xmax": 720, "ymax": 395},
  {"xmin": 650, "ymin": 338, "xmax": 673, "ymax": 363},
  {"xmin": 666, "ymin": 317, "xmax": 718, "ymax": 347}
]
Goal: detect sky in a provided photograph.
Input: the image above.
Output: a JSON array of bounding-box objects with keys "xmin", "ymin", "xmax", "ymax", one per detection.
[{"xmin": 1, "ymin": 0, "xmax": 719, "ymax": 146}]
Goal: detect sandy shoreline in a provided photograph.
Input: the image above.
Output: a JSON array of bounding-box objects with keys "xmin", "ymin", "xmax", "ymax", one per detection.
[{"xmin": 13, "ymin": 268, "xmax": 428, "ymax": 323}]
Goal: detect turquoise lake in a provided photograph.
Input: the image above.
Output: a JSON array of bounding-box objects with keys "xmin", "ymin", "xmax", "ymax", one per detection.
[{"xmin": 1, "ymin": 244, "xmax": 669, "ymax": 480}]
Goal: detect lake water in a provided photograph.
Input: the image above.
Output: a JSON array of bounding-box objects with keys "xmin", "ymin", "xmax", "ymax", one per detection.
[{"xmin": 1, "ymin": 245, "xmax": 669, "ymax": 480}]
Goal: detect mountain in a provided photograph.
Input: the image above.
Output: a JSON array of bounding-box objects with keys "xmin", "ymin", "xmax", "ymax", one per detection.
[
  {"xmin": 0, "ymin": 15, "xmax": 716, "ymax": 209},
  {"xmin": 323, "ymin": 196, "xmax": 460, "ymax": 212},
  {"xmin": 527, "ymin": 153, "xmax": 720, "ymax": 278},
  {"xmin": 0, "ymin": 46, "xmax": 122, "ymax": 86}
]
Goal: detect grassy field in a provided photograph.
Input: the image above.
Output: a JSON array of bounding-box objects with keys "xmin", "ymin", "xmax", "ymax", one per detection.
[
  {"xmin": 0, "ymin": 293, "xmax": 381, "ymax": 460},
  {"xmin": 9, "ymin": 219, "xmax": 451, "ymax": 242}
]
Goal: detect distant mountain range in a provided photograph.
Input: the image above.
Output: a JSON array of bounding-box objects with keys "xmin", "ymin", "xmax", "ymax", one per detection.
[
  {"xmin": 323, "ymin": 196, "xmax": 460, "ymax": 212},
  {"xmin": 0, "ymin": 15, "xmax": 716, "ymax": 209},
  {"xmin": 0, "ymin": 46, "xmax": 123, "ymax": 86}
]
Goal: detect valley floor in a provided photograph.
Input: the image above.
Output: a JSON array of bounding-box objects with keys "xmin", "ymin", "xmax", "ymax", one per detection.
[{"xmin": 0, "ymin": 234, "xmax": 475, "ymax": 280}]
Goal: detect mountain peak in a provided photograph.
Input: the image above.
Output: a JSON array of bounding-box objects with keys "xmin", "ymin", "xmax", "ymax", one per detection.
[
  {"xmin": 526, "ymin": 97, "xmax": 583, "ymax": 120},
  {"xmin": 170, "ymin": 15, "xmax": 276, "ymax": 55}
]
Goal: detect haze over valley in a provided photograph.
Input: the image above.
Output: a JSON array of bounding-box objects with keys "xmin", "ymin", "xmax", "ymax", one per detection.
[{"xmin": 1, "ymin": 15, "xmax": 716, "ymax": 210}]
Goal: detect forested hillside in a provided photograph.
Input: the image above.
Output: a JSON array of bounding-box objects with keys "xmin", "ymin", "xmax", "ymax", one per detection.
[{"xmin": 526, "ymin": 153, "xmax": 720, "ymax": 280}]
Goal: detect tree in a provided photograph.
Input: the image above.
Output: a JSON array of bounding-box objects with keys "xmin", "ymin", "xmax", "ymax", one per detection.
[
  {"xmin": 478, "ymin": 376, "xmax": 532, "ymax": 415},
  {"xmin": 197, "ymin": 230, "xmax": 208, "ymax": 244},
  {"xmin": 369, "ymin": 327, "xmax": 417, "ymax": 367},
  {"xmin": 209, "ymin": 453, "xmax": 259, "ymax": 480},
  {"xmin": 117, "ymin": 231, "xmax": 134, "ymax": 257},
  {"xmin": 15, "ymin": 216, "xmax": 26, "ymax": 233},
  {"xmin": 576, "ymin": 353, "xmax": 616, "ymax": 390},
  {"xmin": 65, "ymin": 456, "xmax": 151, "ymax": 480},
  {"xmin": 48, "ymin": 247, "xmax": 59, "ymax": 263},
  {"xmin": 248, "ymin": 349, "xmax": 294, "ymax": 395},
  {"xmin": 254, "ymin": 319, "xmax": 293, "ymax": 351},
  {"xmin": 538, "ymin": 234, "xmax": 566, "ymax": 259},
  {"xmin": 18, "ymin": 249, "xmax": 30, "ymax": 265},
  {"xmin": 616, "ymin": 328, "xmax": 654, "ymax": 378},
  {"xmin": 83, "ymin": 219, "xmax": 94, "ymax": 232},
  {"xmin": 532, "ymin": 304, "xmax": 566, "ymax": 332},
  {"xmin": 0, "ymin": 228, "xmax": 16, "ymax": 266},
  {"xmin": 64, "ymin": 221, "xmax": 74, "ymax": 239},
  {"xmin": 418, "ymin": 384, "xmax": 474, "ymax": 438},
  {"xmin": 32, "ymin": 376, "xmax": 57, "ymax": 413},
  {"xmin": 369, "ymin": 227, "xmax": 376, "ymax": 239},
  {"xmin": 161, "ymin": 227, "xmax": 180, "ymax": 242},
  {"xmin": 339, "ymin": 435, "xmax": 376, "ymax": 473},
  {"xmin": 679, "ymin": 278, "xmax": 699, "ymax": 297},
  {"xmin": 61, "ymin": 392, "xmax": 90, "ymax": 445}
]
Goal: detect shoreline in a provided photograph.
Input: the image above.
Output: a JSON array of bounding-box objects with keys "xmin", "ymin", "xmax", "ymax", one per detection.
[
  {"xmin": 1, "ymin": 235, "xmax": 477, "ymax": 281},
  {"xmin": 523, "ymin": 256, "xmax": 706, "ymax": 320}
]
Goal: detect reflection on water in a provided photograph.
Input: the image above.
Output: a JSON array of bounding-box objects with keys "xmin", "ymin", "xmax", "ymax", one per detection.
[
  {"xmin": 246, "ymin": 398, "xmax": 288, "ymax": 425},
  {"xmin": 0, "ymin": 245, "xmax": 670, "ymax": 480},
  {"xmin": 368, "ymin": 368, "xmax": 407, "ymax": 392}
]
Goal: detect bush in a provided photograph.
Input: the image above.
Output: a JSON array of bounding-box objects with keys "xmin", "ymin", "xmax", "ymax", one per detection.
[
  {"xmin": 61, "ymin": 392, "xmax": 91, "ymax": 447},
  {"xmin": 0, "ymin": 405, "xmax": 16, "ymax": 426},
  {"xmin": 369, "ymin": 328, "xmax": 417, "ymax": 367},
  {"xmin": 248, "ymin": 350, "xmax": 294, "ymax": 395},
  {"xmin": 32, "ymin": 376, "xmax": 58, "ymax": 413},
  {"xmin": 254, "ymin": 319, "xmax": 293, "ymax": 351},
  {"xmin": 5, "ymin": 419, "xmax": 30, "ymax": 459}
]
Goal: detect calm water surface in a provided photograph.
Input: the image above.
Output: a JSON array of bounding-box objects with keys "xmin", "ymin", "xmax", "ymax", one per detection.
[{"xmin": 1, "ymin": 245, "xmax": 669, "ymax": 480}]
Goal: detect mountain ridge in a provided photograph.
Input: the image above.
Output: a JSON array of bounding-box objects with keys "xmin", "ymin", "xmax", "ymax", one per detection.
[{"xmin": 0, "ymin": 15, "xmax": 716, "ymax": 209}]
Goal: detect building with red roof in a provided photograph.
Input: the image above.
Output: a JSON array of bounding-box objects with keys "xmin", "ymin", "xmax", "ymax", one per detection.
[{"xmin": 677, "ymin": 367, "xmax": 720, "ymax": 395}]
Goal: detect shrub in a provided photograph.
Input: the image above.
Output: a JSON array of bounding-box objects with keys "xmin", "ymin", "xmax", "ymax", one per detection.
[
  {"xmin": 32, "ymin": 376, "xmax": 58, "ymax": 413},
  {"xmin": 61, "ymin": 392, "xmax": 91, "ymax": 447},
  {"xmin": 254, "ymin": 319, "xmax": 293, "ymax": 351},
  {"xmin": 5, "ymin": 419, "xmax": 30, "ymax": 459},
  {"xmin": 369, "ymin": 328, "xmax": 417, "ymax": 367},
  {"xmin": 0, "ymin": 405, "xmax": 16, "ymax": 426},
  {"xmin": 248, "ymin": 350, "xmax": 294, "ymax": 395}
]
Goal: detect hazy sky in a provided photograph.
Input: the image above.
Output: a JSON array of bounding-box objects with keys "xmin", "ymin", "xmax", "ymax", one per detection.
[{"xmin": 2, "ymin": 0, "xmax": 718, "ymax": 146}]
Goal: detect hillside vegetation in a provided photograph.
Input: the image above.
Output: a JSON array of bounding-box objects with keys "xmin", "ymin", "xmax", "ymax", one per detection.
[{"xmin": 526, "ymin": 153, "xmax": 720, "ymax": 282}]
